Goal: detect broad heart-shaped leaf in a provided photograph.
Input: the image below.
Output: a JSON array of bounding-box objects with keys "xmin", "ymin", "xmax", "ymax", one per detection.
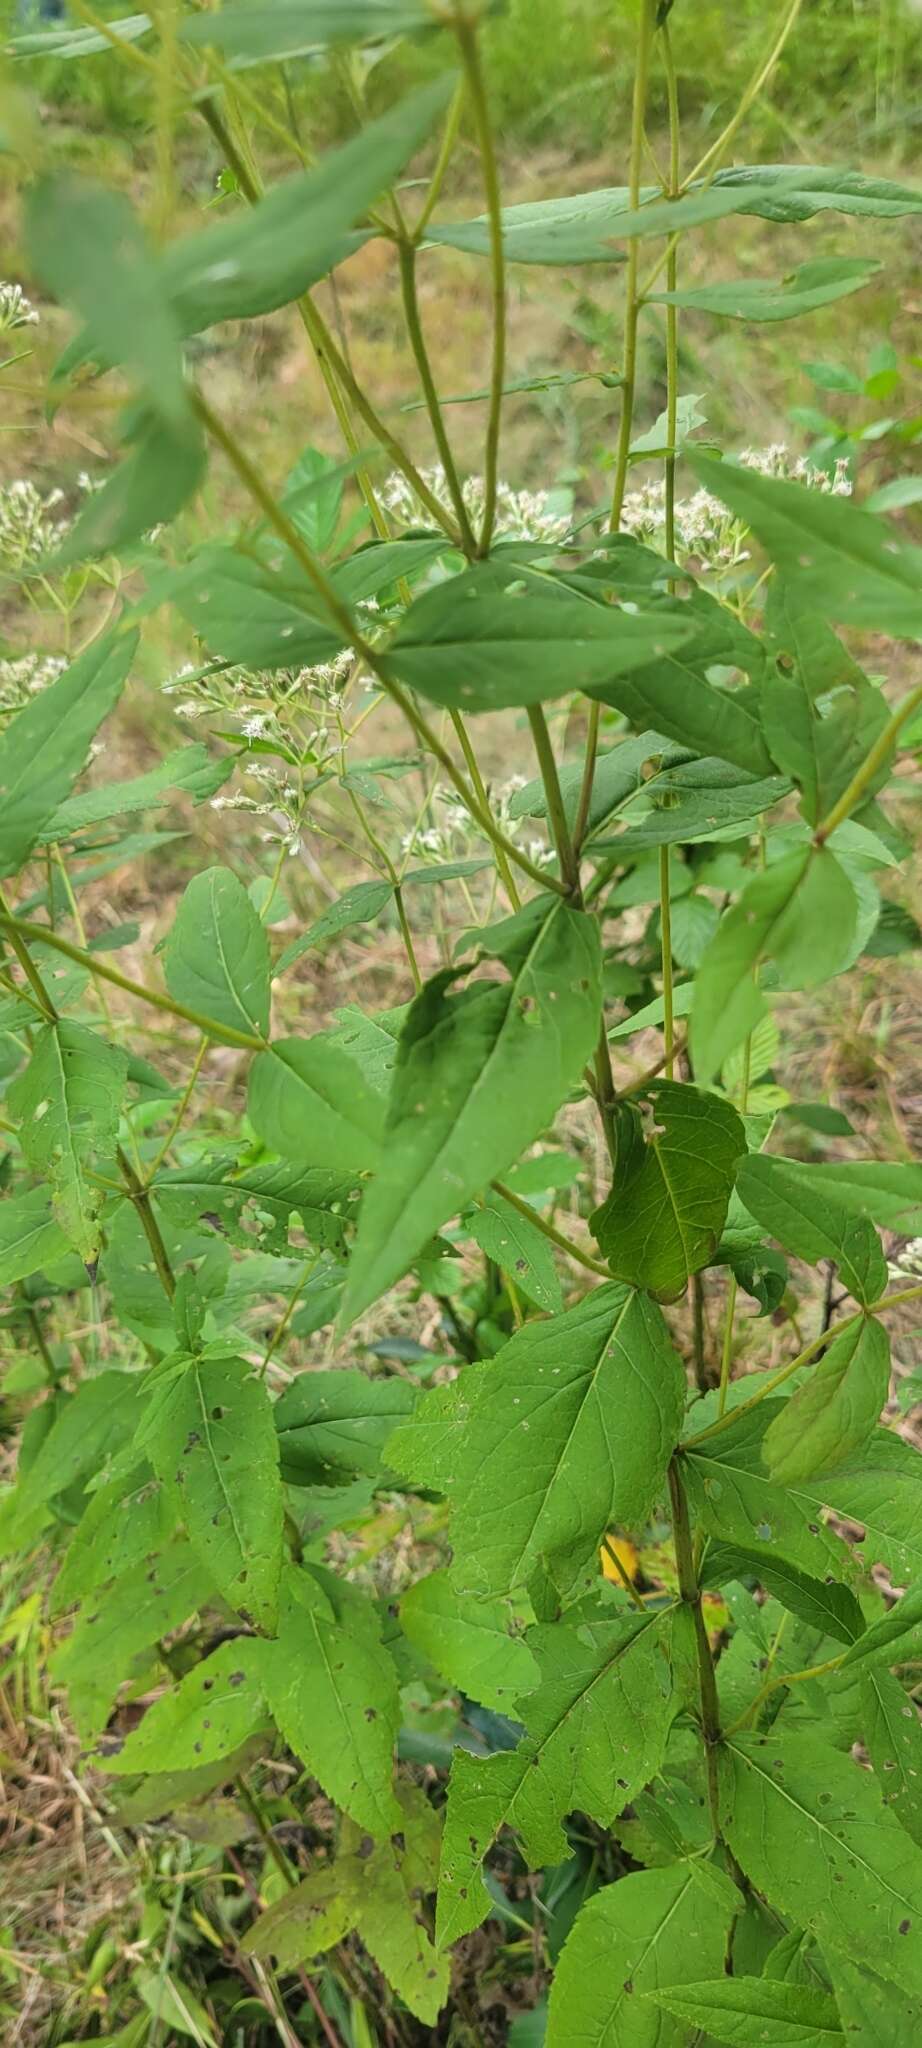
[
  {"xmin": 247, "ymin": 1036, "xmax": 385, "ymax": 1176},
  {"xmin": 378, "ymin": 561, "xmax": 694, "ymax": 712},
  {"xmin": 647, "ymin": 1976, "xmax": 844, "ymax": 2043},
  {"xmin": 761, "ymin": 582, "xmax": 890, "ymax": 825},
  {"xmin": 590, "ymin": 1081, "xmax": 746, "ymax": 1300},
  {"xmin": 692, "ymin": 847, "xmax": 859, "ymax": 1084},
  {"xmin": 274, "ymin": 879, "xmax": 394, "ymax": 975},
  {"xmin": 762, "ymin": 1316, "xmax": 890, "ymax": 1483},
  {"xmin": 651, "ymin": 254, "xmax": 880, "ymax": 323},
  {"xmin": 436, "ymin": 1603, "xmax": 675, "ymax": 1944},
  {"xmin": 181, "ymin": 1, "xmax": 442, "ymax": 68},
  {"xmin": 341, "ymin": 897, "xmax": 602, "ymax": 1324},
  {"xmin": 246, "ymin": 1781, "xmax": 448, "ymax": 2025},
  {"xmin": 157, "ymin": 547, "xmax": 346, "ymax": 671},
  {"xmin": 142, "ymin": 1353, "xmax": 284, "ymax": 1630},
  {"xmin": 8, "ymin": 1022, "xmax": 127, "ymax": 1264},
  {"xmin": 689, "ymin": 451, "xmax": 922, "ymax": 640},
  {"xmin": 399, "ymin": 1568, "xmax": 539, "ymax": 1716},
  {"xmin": 736, "ymin": 1154, "xmax": 887, "ymax": 1306},
  {"xmin": 546, "ymin": 1861, "xmax": 741, "ymax": 2048},
  {"xmin": 98, "ymin": 1637, "xmax": 272, "ymax": 1776},
  {"xmin": 428, "ymin": 164, "xmax": 922, "ymax": 263},
  {"xmin": 163, "ymin": 867, "xmax": 270, "ymax": 1045},
  {"xmin": 39, "ymin": 743, "xmax": 229, "ymax": 843},
  {"xmin": 160, "ymin": 78, "xmax": 453, "ymax": 334},
  {"xmin": 862, "ymin": 1668, "xmax": 922, "ymax": 1847},
  {"xmin": 273, "ymin": 1369, "xmax": 417, "ymax": 1486},
  {"xmin": 0, "ymin": 627, "xmax": 136, "ymax": 877},
  {"xmin": 389, "ymin": 1285, "xmax": 686, "ymax": 1604},
  {"xmin": 465, "ymin": 1188, "xmax": 563, "ymax": 1313},
  {"xmin": 720, "ymin": 1731, "xmax": 922, "ymax": 1999},
  {"xmin": 50, "ymin": 1539, "xmax": 213, "ymax": 1739},
  {"xmin": 0, "ymin": 1189, "xmax": 69, "ymax": 1287},
  {"xmin": 681, "ymin": 1402, "xmax": 854, "ymax": 1583},
  {"xmin": 260, "ymin": 1564, "xmax": 402, "ymax": 1837}
]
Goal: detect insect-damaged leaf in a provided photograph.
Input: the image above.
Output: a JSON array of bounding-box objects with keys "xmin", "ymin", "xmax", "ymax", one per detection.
[
  {"xmin": 591, "ymin": 1081, "xmax": 746, "ymax": 1299},
  {"xmin": 546, "ymin": 1861, "xmax": 741, "ymax": 2047},
  {"xmin": 465, "ymin": 1188, "xmax": 563, "ymax": 1312},
  {"xmin": 247, "ymin": 1036, "xmax": 385, "ymax": 1175},
  {"xmin": 399, "ymin": 1567, "xmax": 539, "ymax": 1715},
  {"xmin": 98, "ymin": 1637, "xmax": 272, "ymax": 1776},
  {"xmin": 341, "ymin": 896, "xmax": 602, "ymax": 1323},
  {"xmin": 8, "ymin": 1022, "xmax": 127, "ymax": 1264},
  {"xmin": 388, "ymin": 1284, "xmax": 685, "ymax": 1603},
  {"xmin": 274, "ymin": 1369, "xmax": 417, "ymax": 1486}
]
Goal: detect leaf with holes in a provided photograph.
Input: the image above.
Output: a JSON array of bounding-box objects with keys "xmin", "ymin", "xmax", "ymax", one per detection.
[{"xmin": 591, "ymin": 1081, "xmax": 746, "ymax": 1299}]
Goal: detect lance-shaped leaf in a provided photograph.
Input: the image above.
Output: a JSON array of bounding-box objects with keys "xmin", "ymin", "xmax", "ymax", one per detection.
[
  {"xmin": 144, "ymin": 1353, "xmax": 284, "ymax": 1630},
  {"xmin": 159, "ymin": 547, "xmax": 346, "ymax": 672},
  {"xmin": 260, "ymin": 1565, "xmax": 402, "ymax": 1836},
  {"xmin": 0, "ymin": 628, "xmax": 136, "ymax": 877},
  {"xmin": 98, "ymin": 1637, "xmax": 273, "ymax": 1776},
  {"xmin": 647, "ymin": 1976, "xmax": 844, "ymax": 2043},
  {"xmin": 9, "ymin": 1022, "xmax": 127, "ymax": 1264},
  {"xmin": 651, "ymin": 253, "xmax": 880, "ymax": 322},
  {"xmin": 0, "ymin": 1189, "xmax": 70, "ymax": 1288},
  {"xmin": 692, "ymin": 847, "xmax": 859, "ymax": 1083},
  {"xmin": 51, "ymin": 1463, "xmax": 173, "ymax": 1615},
  {"xmin": 389, "ymin": 1285, "xmax": 685, "ymax": 1602},
  {"xmin": 6, "ymin": 1372, "xmax": 139, "ymax": 1553},
  {"xmin": 10, "ymin": 15, "xmax": 152, "ymax": 60},
  {"xmin": 736, "ymin": 1154, "xmax": 887, "ymax": 1306},
  {"xmin": 163, "ymin": 867, "xmax": 270, "ymax": 1045},
  {"xmin": 735, "ymin": 1155, "xmax": 922, "ymax": 1235},
  {"xmin": 39, "ymin": 743, "xmax": 229, "ymax": 842},
  {"xmin": 181, "ymin": 0, "xmax": 442, "ymax": 66},
  {"xmin": 247, "ymin": 1037, "xmax": 385, "ymax": 1176},
  {"xmin": 861, "ymin": 1669, "xmax": 922, "ymax": 1847},
  {"xmin": 56, "ymin": 410, "xmax": 206, "ymax": 566},
  {"xmin": 465, "ymin": 1189, "xmax": 563, "ymax": 1313},
  {"xmin": 436, "ymin": 1604, "xmax": 675, "ymax": 1944},
  {"xmin": 274, "ymin": 1369, "xmax": 417, "ymax": 1486},
  {"xmin": 546, "ymin": 1861, "xmax": 741, "ymax": 2047},
  {"xmin": 399, "ymin": 1569, "xmax": 539, "ymax": 1715},
  {"xmin": 681, "ymin": 1401, "xmax": 854, "ymax": 1582},
  {"xmin": 585, "ymin": 599, "xmax": 772, "ymax": 778},
  {"xmin": 762, "ymin": 1316, "xmax": 890, "ymax": 1483},
  {"xmin": 791, "ymin": 1429, "xmax": 922, "ymax": 1584},
  {"xmin": 379, "ymin": 561, "xmax": 694, "ymax": 712},
  {"xmin": 51, "ymin": 1539, "xmax": 213, "ymax": 1739},
  {"xmin": 720, "ymin": 1731, "xmax": 922, "ymax": 1999},
  {"xmin": 689, "ymin": 451, "xmax": 922, "ymax": 640},
  {"xmin": 590, "ymin": 1081, "xmax": 746, "ymax": 1300},
  {"xmin": 761, "ymin": 582, "xmax": 890, "ymax": 824},
  {"xmin": 341, "ymin": 897, "xmax": 602, "ymax": 1324},
  {"xmin": 701, "ymin": 1543, "xmax": 864, "ymax": 1646},
  {"xmin": 274, "ymin": 879, "xmax": 394, "ymax": 974},
  {"xmin": 840, "ymin": 1579, "xmax": 922, "ymax": 1673}
]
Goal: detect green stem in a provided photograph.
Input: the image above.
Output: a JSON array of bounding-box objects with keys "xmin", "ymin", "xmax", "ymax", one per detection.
[
  {"xmin": 659, "ymin": 844, "xmax": 674, "ymax": 1080},
  {"xmin": 118, "ymin": 1146, "xmax": 176, "ymax": 1300},
  {"xmin": 686, "ymin": 0, "xmax": 804, "ymax": 186},
  {"xmin": 608, "ymin": 0, "xmax": 656, "ymax": 531},
  {"xmin": 450, "ymin": 712, "xmax": 522, "ymax": 909},
  {"xmin": 456, "ymin": 17, "xmax": 505, "ymax": 552},
  {"xmin": 572, "ymin": 700, "xmax": 602, "ymax": 855},
  {"xmin": 397, "ymin": 239, "xmax": 477, "ymax": 553},
  {"xmin": 661, "ymin": 19, "xmax": 681, "ymax": 569},
  {"xmin": 526, "ymin": 707, "xmax": 580, "ymax": 897},
  {"xmin": 414, "ymin": 79, "xmax": 466, "ymax": 241},
  {"xmin": 0, "ymin": 913, "xmax": 265, "ymax": 1051},
  {"xmin": 814, "ymin": 684, "xmax": 922, "ymax": 844},
  {"xmin": 491, "ymin": 1178, "xmax": 612, "ymax": 1278},
  {"xmin": 668, "ymin": 1459, "xmax": 722, "ymax": 1839},
  {"xmin": 723, "ymin": 1650, "xmax": 846, "ymax": 1737}
]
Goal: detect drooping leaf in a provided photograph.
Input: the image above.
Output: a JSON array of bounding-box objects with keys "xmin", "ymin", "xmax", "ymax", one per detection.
[
  {"xmin": 162, "ymin": 867, "xmax": 271, "ymax": 1045},
  {"xmin": 400, "ymin": 1568, "xmax": 539, "ymax": 1715},
  {"xmin": 861, "ymin": 1670, "xmax": 922, "ymax": 1847},
  {"xmin": 651, "ymin": 254, "xmax": 880, "ymax": 322},
  {"xmin": 341, "ymin": 897, "xmax": 602, "ymax": 1323},
  {"xmin": 436, "ymin": 1603, "xmax": 676, "ymax": 1944},
  {"xmin": 9, "ymin": 1022, "xmax": 127, "ymax": 1263},
  {"xmin": 465, "ymin": 1188, "xmax": 563, "ymax": 1313},
  {"xmin": 55, "ymin": 410, "xmax": 206, "ymax": 565},
  {"xmin": 274, "ymin": 1369, "xmax": 417, "ymax": 1486},
  {"xmin": 247, "ymin": 1036, "xmax": 385, "ymax": 1175},
  {"xmin": 700, "ymin": 1543, "xmax": 864, "ymax": 1646},
  {"xmin": 0, "ymin": 628, "xmax": 136, "ymax": 877},
  {"xmin": 143, "ymin": 1353, "xmax": 284, "ymax": 1630},
  {"xmin": 99, "ymin": 1637, "xmax": 272, "ymax": 1776},
  {"xmin": 590, "ymin": 1081, "xmax": 746, "ymax": 1299},
  {"xmin": 762, "ymin": 1316, "xmax": 890, "ymax": 1483},
  {"xmin": 389, "ymin": 1285, "xmax": 685, "ymax": 1603},
  {"xmin": 736, "ymin": 1154, "xmax": 887, "ymax": 1306},
  {"xmin": 546, "ymin": 1861, "xmax": 741, "ymax": 2047},
  {"xmin": 260, "ymin": 1564, "xmax": 402, "ymax": 1836},
  {"xmin": 840, "ymin": 1579, "xmax": 922, "ymax": 1673},
  {"xmin": 647, "ymin": 1975, "xmax": 844, "ymax": 2042}
]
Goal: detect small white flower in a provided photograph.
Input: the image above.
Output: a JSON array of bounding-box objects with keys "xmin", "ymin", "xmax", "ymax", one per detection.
[{"xmin": 0, "ymin": 283, "xmax": 39, "ymax": 333}]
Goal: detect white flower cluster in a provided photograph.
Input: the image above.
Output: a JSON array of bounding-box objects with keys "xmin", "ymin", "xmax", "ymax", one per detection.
[
  {"xmin": 400, "ymin": 775, "xmax": 553, "ymax": 869},
  {"xmin": 0, "ymin": 650, "xmax": 67, "ymax": 720},
  {"xmin": 380, "ymin": 465, "xmax": 572, "ymax": 544},
  {"xmin": 738, "ymin": 444, "xmax": 852, "ymax": 496},
  {"xmin": 618, "ymin": 444, "xmax": 852, "ymax": 572},
  {"xmin": 0, "ymin": 283, "xmax": 39, "ymax": 335},
  {"xmin": 0, "ymin": 479, "xmax": 70, "ymax": 568}
]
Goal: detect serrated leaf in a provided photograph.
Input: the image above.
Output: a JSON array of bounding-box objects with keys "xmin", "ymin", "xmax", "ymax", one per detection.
[
  {"xmin": 841, "ymin": 1579, "xmax": 922, "ymax": 1672},
  {"xmin": 0, "ymin": 1188, "xmax": 70, "ymax": 1287},
  {"xmin": 736, "ymin": 1155, "xmax": 887, "ymax": 1306},
  {"xmin": 740, "ymin": 1156, "xmax": 922, "ymax": 1235},
  {"xmin": 591, "ymin": 1081, "xmax": 746, "ymax": 1299},
  {"xmin": 144, "ymin": 1353, "xmax": 283, "ymax": 1629},
  {"xmin": 274, "ymin": 1369, "xmax": 416, "ymax": 1486},
  {"xmin": 652, "ymin": 254, "xmax": 880, "ymax": 322},
  {"xmin": 9, "ymin": 1021, "xmax": 127, "ymax": 1263},
  {"xmin": 762, "ymin": 1316, "xmax": 890, "ymax": 1482},
  {"xmin": 341, "ymin": 897, "xmax": 602, "ymax": 1324},
  {"xmin": 158, "ymin": 546, "xmax": 346, "ymax": 671},
  {"xmin": 163, "ymin": 867, "xmax": 271, "ymax": 1045},
  {"xmin": 668, "ymin": 891, "xmax": 719, "ymax": 969},
  {"xmin": 51, "ymin": 1539, "xmax": 213, "ymax": 1738},
  {"xmin": 681, "ymin": 1402, "xmax": 853, "ymax": 1581},
  {"xmin": 585, "ymin": 590, "xmax": 773, "ymax": 779},
  {"xmin": 720, "ymin": 1731, "xmax": 922, "ymax": 1999},
  {"xmin": 700, "ymin": 1543, "xmax": 863, "ymax": 1645},
  {"xmin": 247, "ymin": 1036, "xmax": 385, "ymax": 1175},
  {"xmin": 261, "ymin": 1564, "xmax": 401, "ymax": 1836},
  {"xmin": 826, "ymin": 1954, "xmax": 922, "ymax": 2047},
  {"xmin": 99, "ymin": 1637, "xmax": 272, "ymax": 1776},
  {"xmin": 762, "ymin": 583, "xmax": 890, "ymax": 825},
  {"xmin": 465, "ymin": 1190, "xmax": 563, "ymax": 1312},
  {"xmin": 51, "ymin": 1463, "xmax": 172, "ymax": 1615},
  {"xmin": 389, "ymin": 1285, "xmax": 685, "ymax": 1603},
  {"xmin": 8, "ymin": 1372, "xmax": 139, "ymax": 1546},
  {"xmin": 861, "ymin": 1669, "xmax": 922, "ymax": 1846},
  {"xmin": 647, "ymin": 1975, "xmax": 843, "ymax": 2042},
  {"xmin": 436, "ymin": 1604, "xmax": 675, "ymax": 1944},
  {"xmin": 274, "ymin": 880, "xmax": 394, "ymax": 974},
  {"xmin": 0, "ymin": 628, "xmax": 136, "ymax": 876},
  {"xmin": 399, "ymin": 1568, "xmax": 539, "ymax": 1714},
  {"xmin": 39, "ymin": 744, "xmax": 230, "ymax": 842},
  {"xmin": 546, "ymin": 1861, "xmax": 741, "ymax": 2047}
]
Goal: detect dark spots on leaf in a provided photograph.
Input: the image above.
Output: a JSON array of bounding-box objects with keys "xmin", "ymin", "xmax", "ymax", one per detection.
[
  {"xmin": 228, "ymin": 1671, "xmax": 246, "ymax": 1687},
  {"xmin": 623, "ymin": 1980, "xmax": 634, "ymax": 1995},
  {"xmin": 358, "ymin": 1835, "xmax": 374, "ymax": 1860},
  {"xmin": 184, "ymin": 1432, "xmax": 201, "ymax": 1452},
  {"xmin": 900, "ymin": 1920, "xmax": 912, "ymax": 1935},
  {"xmin": 364, "ymin": 1707, "xmax": 377, "ymax": 1722},
  {"xmin": 211, "ymin": 1406, "xmax": 227, "ymax": 1421},
  {"xmin": 391, "ymin": 1831, "xmax": 405, "ymax": 1853}
]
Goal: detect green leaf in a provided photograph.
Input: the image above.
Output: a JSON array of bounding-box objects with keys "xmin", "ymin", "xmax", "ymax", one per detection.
[
  {"xmin": 274, "ymin": 880, "xmax": 394, "ymax": 974},
  {"xmin": 379, "ymin": 562, "xmax": 694, "ymax": 712},
  {"xmin": 10, "ymin": 15, "xmax": 152, "ymax": 60},
  {"xmin": 594, "ymin": 767, "xmax": 789, "ymax": 857},
  {"xmin": 546, "ymin": 1861, "xmax": 741, "ymax": 2047},
  {"xmin": 0, "ymin": 627, "xmax": 136, "ymax": 877},
  {"xmin": 436, "ymin": 1604, "xmax": 676, "ymax": 1944},
  {"xmin": 798, "ymin": 1429, "xmax": 922, "ymax": 1584},
  {"xmin": 159, "ymin": 547, "xmax": 346, "ymax": 671},
  {"xmin": 399, "ymin": 1568, "xmax": 539, "ymax": 1714},
  {"xmin": 862, "ymin": 1669, "xmax": 922, "ymax": 1846},
  {"xmin": 51, "ymin": 1464, "xmax": 172, "ymax": 1616},
  {"xmin": 9, "ymin": 1022, "xmax": 127, "ymax": 1264},
  {"xmin": 39, "ymin": 744, "xmax": 230, "ymax": 842},
  {"xmin": 7, "ymin": 1372, "xmax": 138, "ymax": 1538},
  {"xmin": 647, "ymin": 1975, "xmax": 843, "ymax": 2042},
  {"xmin": 682, "ymin": 1402, "xmax": 854, "ymax": 1581},
  {"xmin": 260, "ymin": 1564, "xmax": 401, "ymax": 1836},
  {"xmin": 180, "ymin": 0, "xmax": 441, "ymax": 68},
  {"xmin": 841, "ymin": 1579, "xmax": 922, "ymax": 1672},
  {"xmin": 143, "ymin": 1353, "xmax": 284, "ymax": 1630},
  {"xmin": 274, "ymin": 1369, "xmax": 417, "ymax": 1486},
  {"xmin": 761, "ymin": 583, "xmax": 890, "ymax": 825},
  {"xmin": 99, "ymin": 1637, "xmax": 272, "ymax": 1776},
  {"xmin": 651, "ymin": 255, "xmax": 880, "ymax": 322},
  {"xmin": 826, "ymin": 1955, "xmax": 922, "ymax": 2048},
  {"xmin": 341, "ymin": 897, "xmax": 602, "ymax": 1323},
  {"xmin": 591, "ymin": 1081, "xmax": 746, "ymax": 1299},
  {"xmin": 55, "ymin": 410, "xmax": 206, "ymax": 565},
  {"xmin": 465, "ymin": 1189, "xmax": 563, "ymax": 1313},
  {"xmin": 720, "ymin": 1731, "xmax": 922, "ymax": 1999},
  {"xmin": 51, "ymin": 1540, "xmax": 213, "ymax": 1738},
  {"xmin": 247, "ymin": 1036, "xmax": 385, "ymax": 1175},
  {"xmin": 389, "ymin": 1285, "xmax": 685, "ymax": 1602},
  {"xmin": 0, "ymin": 1188, "xmax": 69, "ymax": 1287},
  {"xmin": 27, "ymin": 179, "xmax": 188, "ymax": 427},
  {"xmin": 692, "ymin": 847, "xmax": 859, "ymax": 1083},
  {"xmin": 689, "ymin": 452, "xmax": 922, "ymax": 640},
  {"xmin": 701, "ymin": 1543, "xmax": 864, "ymax": 1646},
  {"xmin": 736, "ymin": 1154, "xmax": 887, "ymax": 1306},
  {"xmin": 163, "ymin": 867, "xmax": 271, "ymax": 1045},
  {"xmin": 740, "ymin": 1156, "xmax": 922, "ymax": 1235},
  {"xmin": 762, "ymin": 1316, "xmax": 890, "ymax": 1483}
]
